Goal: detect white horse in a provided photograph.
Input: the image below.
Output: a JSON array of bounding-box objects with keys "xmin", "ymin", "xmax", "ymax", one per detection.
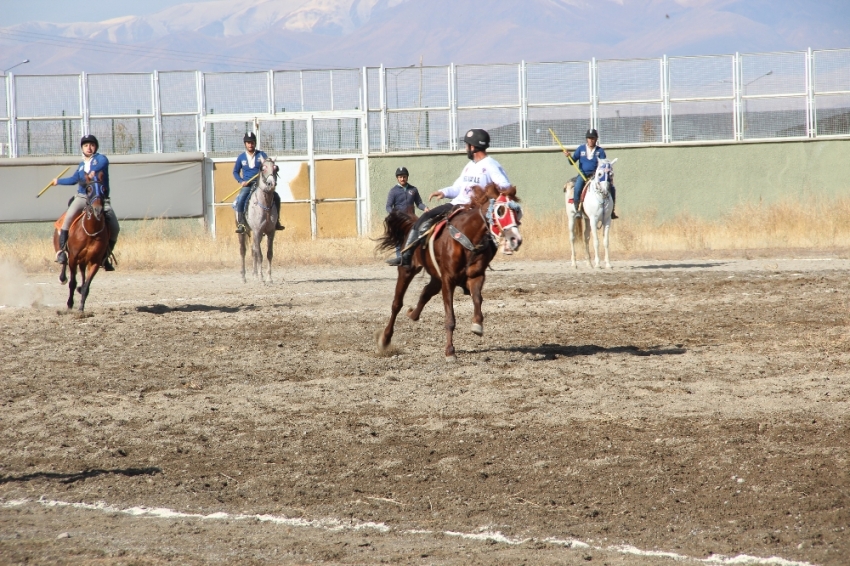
[
  {"xmin": 564, "ymin": 158, "xmax": 617, "ymax": 269},
  {"xmin": 239, "ymin": 158, "xmax": 280, "ymax": 283}
]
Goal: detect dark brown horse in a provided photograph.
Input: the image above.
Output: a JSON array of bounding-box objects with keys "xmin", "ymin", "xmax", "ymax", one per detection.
[
  {"xmin": 53, "ymin": 182, "xmax": 110, "ymax": 311},
  {"xmin": 377, "ymin": 184, "xmax": 523, "ymax": 361}
]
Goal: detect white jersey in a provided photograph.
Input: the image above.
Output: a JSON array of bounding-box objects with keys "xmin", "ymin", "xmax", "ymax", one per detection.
[{"xmin": 441, "ymin": 156, "xmax": 511, "ymax": 206}]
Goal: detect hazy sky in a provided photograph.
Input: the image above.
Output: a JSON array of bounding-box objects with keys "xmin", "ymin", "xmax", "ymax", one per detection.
[{"xmin": 0, "ymin": 0, "xmax": 222, "ymax": 27}]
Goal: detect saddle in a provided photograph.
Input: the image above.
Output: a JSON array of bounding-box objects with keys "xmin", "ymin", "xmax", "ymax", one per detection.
[{"xmin": 54, "ymin": 212, "xmax": 83, "ymax": 231}]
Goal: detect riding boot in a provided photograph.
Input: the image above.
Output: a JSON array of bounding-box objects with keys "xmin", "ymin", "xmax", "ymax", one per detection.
[
  {"xmin": 611, "ymin": 207, "xmax": 619, "ymax": 220},
  {"xmin": 235, "ymin": 211, "xmax": 246, "ymax": 234},
  {"xmin": 102, "ymin": 241, "xmax": 116, "ymax": 271},
  {"xmin": 399, "ymin": 226, "xmax": 422, "ymax": 268},
  {"xmin": 274, "ymin": 198, "xmax": 285, "ymax": 231},
  {"xmin": 56, "ymin": 229, "xmax": 69, "ymax": 264}
]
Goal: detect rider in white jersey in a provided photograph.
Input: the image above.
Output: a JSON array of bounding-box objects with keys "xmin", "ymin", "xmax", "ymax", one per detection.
[{"xmin": 395, "ymin": 129, "xmax": 510, "ymax": 268}]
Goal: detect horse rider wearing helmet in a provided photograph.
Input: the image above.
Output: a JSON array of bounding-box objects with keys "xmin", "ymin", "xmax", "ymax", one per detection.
[
  {"xmin": 397, "ymin": 128, "xmax": 512, "ymax": 268},
  {"xmin": 571, "ymin": 129, "xmax": 618, "ymax": 219},
  {"xmin": 233, "ymin": 132, "xmax": 284, "ymax": 234},
  {"xmin": 385, "ymin": 166, "xmax": 428, "ymax": 266},
  {"xmin": 51, "ymin": 134, "xmax": 120, "ymax": 270}
]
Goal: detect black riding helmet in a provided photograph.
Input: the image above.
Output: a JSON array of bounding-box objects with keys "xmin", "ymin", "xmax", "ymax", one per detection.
[
  {"xmin": 80, "ymin": 134, "xmax": 99, "ymax": 151},
  {"xmin": 395, "ymin": 167, "xmax": 409, "ymax": 176},
  {"xmin": 585, "ymin": 129, "xmax": 599, "ymax": 139},
  {"xmin": 464, "ymin": 129, "xmax": 490, "ymax": 150},
  {"xmin": 244, "ymin": 132, "xmax": 257, "ymax": 143}
]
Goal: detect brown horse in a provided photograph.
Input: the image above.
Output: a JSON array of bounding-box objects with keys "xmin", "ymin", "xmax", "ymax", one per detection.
[
  {"xmin": 377, "ymin": 184, "xmax": 523, "ymax": 361},
  {"xmin": 53, "ymin": 183, "xmax": 110, "ymax": 311}
]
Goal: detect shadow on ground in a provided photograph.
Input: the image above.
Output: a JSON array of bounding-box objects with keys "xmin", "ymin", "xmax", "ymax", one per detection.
[
  {"xmin": 0, "ymin": 467, "xmax": 162, "ymax": 485},
  {"xmin": 482, "ymin": 343, "xmax": 687, "ymax": 358},
  {"xmin": 135, "ymin": 304, "xmax": 257, "ymax": 314}
]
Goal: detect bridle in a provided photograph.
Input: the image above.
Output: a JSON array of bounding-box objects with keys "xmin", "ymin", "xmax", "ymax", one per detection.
[{"xmin": 82, "ymin": 182, "xmax": 107, "ymax": 237}]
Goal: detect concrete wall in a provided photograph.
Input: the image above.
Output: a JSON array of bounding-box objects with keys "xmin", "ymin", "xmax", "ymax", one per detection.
[{"xmin": 368, "ymin": 138, "xmax": 850, "ymax": 224}]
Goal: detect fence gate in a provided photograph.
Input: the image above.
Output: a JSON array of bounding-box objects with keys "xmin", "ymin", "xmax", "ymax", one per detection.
[{"xmin": 207, "ymin": 111, "xmax": 369, "ymax": 240}]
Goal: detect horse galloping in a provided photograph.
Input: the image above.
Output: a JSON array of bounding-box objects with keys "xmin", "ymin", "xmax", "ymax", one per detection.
[
  {"xmin": 377, "ymin": 184, "xmax": 523, "ymax": 362},
  {"xmin": 564, "ymin": 158, "xmax": 617, "ymax": 269},
  {"xmin": 239, "ymin": 158, "xmax": 280, "ymax": 283},
  {"xmin": 53, "ymin": 182, "xmax": 110, "ymax": 311}
]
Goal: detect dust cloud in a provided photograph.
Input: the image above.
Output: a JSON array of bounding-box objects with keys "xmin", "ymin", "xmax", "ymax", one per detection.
[{"xmin": 0, "ymin": 260, "xmax": 44, "ymax": 308}]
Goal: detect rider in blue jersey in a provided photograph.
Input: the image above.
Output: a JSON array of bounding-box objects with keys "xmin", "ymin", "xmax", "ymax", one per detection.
[
  {"xmin": 51, "ymin": 135, "xmax": 120, "ymax": 270},
  {"xmin": 233, "ymin": 132, "xmax": 284, "ymax": 234},
  {"xmin": 571, "ymin": 129, "xmax": 618, "ymax": 219}
]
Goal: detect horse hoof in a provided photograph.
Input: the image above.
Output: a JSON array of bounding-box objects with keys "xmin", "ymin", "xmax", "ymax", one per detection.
[
  {"xmin": 445, "ymin": 355, "xmax": 457, "ymax": 363},
  {"xmin": 471, "ymin": 323, "xmax": 483, "ymax": 336},
  {"xmin": 374, "ymin": 330, "xmax": 389, "ymax": 353}
]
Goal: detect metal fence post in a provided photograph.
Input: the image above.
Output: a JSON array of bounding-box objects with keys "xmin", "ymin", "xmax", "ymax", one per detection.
[
  {"xmin": 153, "ymin": 70, "xmax": 163, "ymax": 153},
  {"xmin": 661, "ymin": 55, "xmax": 670, "ymax": 143},
  {"xmin": 307, "ymin": 116, "xmax": 317, "ymax": 239},
  {"xmin": 449, "ymin": 63, "xmax": 458, "ymax": 151},
  {"xmin": 268, "ymin": 69, "xmax": 275, "ymax": 116},
  {"xmin": 806, "ymin": 47, "xmax": 815, "ymax": 138},
  {"xmin": 81, "ymin": 72, "xmax": 90, "ymax": 135},
  {"xmin": 379, "ymin": 64, "xmax": 387, "ymax": 152},
  {"xmin": 519, "ymin": 61, "xmax": 528, "ymax": 149},
  {"xmin": 8, "ymin": 73, "xmax": 17, "ymax": 158},
  {"xmin": 733, "ymin": 52, "xmax": 742, "ymax": 141},
  {"xmin": 197, "ymin": 71, "xmax": 206, "ymax": 154},
  {"xmin": 590, "ymin": 58, "xmax": 598, "ymax": 130}
]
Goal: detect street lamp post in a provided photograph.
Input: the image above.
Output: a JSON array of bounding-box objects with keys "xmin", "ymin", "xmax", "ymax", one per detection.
[{"xmin": 2, "ymin": 59, "xmax": 30, "ymax": 75}]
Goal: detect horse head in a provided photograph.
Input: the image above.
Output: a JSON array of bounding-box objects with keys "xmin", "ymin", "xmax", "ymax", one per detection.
[
  {"xmin": 84, "ymin": 177, "xmax": 105, "ymax": 220},
  {"xmin": 476, "ymin": 184, "xmax": 523, "ymax": 253},
  {"xmin": 259, "ymin": 158, "xmax": 278, "ymax": 192},
  {"xmin": 592, "ymin": 158, "xmax": 616, "ymax": 198}
]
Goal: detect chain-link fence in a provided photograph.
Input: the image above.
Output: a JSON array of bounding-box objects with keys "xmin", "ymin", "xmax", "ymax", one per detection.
[
  {"xmin": 813, "ymin": 48, "xmax": 850, "ymax": 137},
  {"xmin": 3, "ymin": 47, "xmax": 850, "ymax": 158}
]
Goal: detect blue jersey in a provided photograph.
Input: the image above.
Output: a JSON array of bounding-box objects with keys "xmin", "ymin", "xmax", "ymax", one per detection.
[
  {"xmin": 57, "ymin": 153, "xmax": 110, "ymax": 197},
  {"xmin": 233, "ymin": 150, "xmax": 269, "ymax": 184},
  {"xmin": 571, "ymin": 144, "xmax": 607, "ymax": 176}
]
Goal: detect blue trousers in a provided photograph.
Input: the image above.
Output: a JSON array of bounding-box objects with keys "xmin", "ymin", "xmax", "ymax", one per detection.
[{"xmin": 234, "ymin": 184, "xmax": 254, "ymax": 215}]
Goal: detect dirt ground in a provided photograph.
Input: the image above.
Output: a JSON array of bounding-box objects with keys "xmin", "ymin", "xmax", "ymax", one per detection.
[{"xmin": 1, "ymin": 255, "xmax": 848, "ymax": 565}]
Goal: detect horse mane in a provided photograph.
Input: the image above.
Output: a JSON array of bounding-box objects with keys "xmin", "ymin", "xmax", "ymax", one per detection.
[
  {"xmin": 470, "ymin": 183, "xmax": 520, "ymax": 207},
  {"xmin": 376, "ymin": 210, "xmax": 416, "ymax": 253}
]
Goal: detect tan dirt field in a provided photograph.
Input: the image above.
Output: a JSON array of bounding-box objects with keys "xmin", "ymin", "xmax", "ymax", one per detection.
[{"xmin": 1, "ymin": 256, "xmax": 848, "ymax": 565}]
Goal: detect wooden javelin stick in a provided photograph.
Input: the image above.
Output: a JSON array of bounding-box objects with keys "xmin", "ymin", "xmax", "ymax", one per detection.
[
  {"xmin": 36, "ymin": 166, "xmax": 72, "ymax": 198},
  {"xmin": 549, "ymin": 128, "xmax": 587, "ymax": 182},
  {"xmin": 219, "ymin": 172, "xmax": 260, "ymax": 203}
]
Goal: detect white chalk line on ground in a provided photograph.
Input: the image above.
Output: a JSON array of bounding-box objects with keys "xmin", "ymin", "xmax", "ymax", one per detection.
[{"xmin": 1, "ymin": 498, "xmax": 814, "ymax": 566}]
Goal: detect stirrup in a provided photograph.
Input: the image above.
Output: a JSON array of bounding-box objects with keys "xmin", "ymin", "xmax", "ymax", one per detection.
[
  {"xmin": 275, "ymin": 222, "xmax": 285, "ymax": 231},
  {"xmin": 235, "ymin": 224, "xmax": 246, "ymax": 234},
  {"xmin": 55, "ymin": 250, "xmax": 67, "ymax": 264},
  {"xmin": 385, "ymin": 256, "xmax": 402, "ymax": 266},
  {"xmin": 611, "ymin": 211, "xmax": 619, "ymax": 219}
]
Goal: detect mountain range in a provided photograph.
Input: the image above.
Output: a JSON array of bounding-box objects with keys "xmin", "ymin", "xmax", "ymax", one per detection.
[{"xmin": 1, "ymin": 0, "xmax": 849, "ymax": 74}]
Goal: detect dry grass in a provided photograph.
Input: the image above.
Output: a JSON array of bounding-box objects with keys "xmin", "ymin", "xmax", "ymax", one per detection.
[
  {"xmin": 519, "ymin": 196, "xmax": 850, "ymax": 261},
  {"xmin": 4, "ymin": 197, "xmax": 850, "ymax": 274}
]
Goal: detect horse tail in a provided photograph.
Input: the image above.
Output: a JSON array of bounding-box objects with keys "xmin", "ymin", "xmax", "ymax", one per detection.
[{"xmin": 377, "ymin": 211, "xmax": 415, "ymax": 253}]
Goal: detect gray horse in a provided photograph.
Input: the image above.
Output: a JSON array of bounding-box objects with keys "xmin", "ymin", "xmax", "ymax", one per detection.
[{"xmin": 239, "ymin": 158, "xmax": 281, "ymax": 283}]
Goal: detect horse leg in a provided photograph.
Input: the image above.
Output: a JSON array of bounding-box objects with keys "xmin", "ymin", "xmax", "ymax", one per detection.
[
  {"xmin": 583, "ymin": 218, "xmax": 594, "ymax": 268},
  {"xmin": 566, "ymin": 193, "xmax": 578, "ymax": 269},
  {"xmin": 407, "ymin": 275, "xmax": 441, "ymax": 321},
  {"xmin": 602, "ymin": 221, "xmax": 612, "ymax": 269},
  {"xmin": 591, "ymin": 219, "xmax": 602, "ymax": 269},
  {"xmin": 78, "ymin": 263, "xmax": 100, "ymax": 312},
  {"xmin": 266, "ymin": 232, "xmax": 274, "ymax": 284},
  {"xmin": 239, "ymin": 233, "xmax": 248, "ymax": 283},
  {"xmin": 468, "ymin": 274, "xmax": 486, "ymax": 336},
  {"xmin": 66, "ymin": 263, "xmax": 78, "ymax": 309},
  {"xmin": 441, "ymin": 280, "xmax": 458, "ymax": 362},
  {"xmin": 253, "ymin": 232, "xmax": 263, "ymax": 281},
  {"xmin": 377, "ymin": 267, "xmax": 419, "ymax": 353}
]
